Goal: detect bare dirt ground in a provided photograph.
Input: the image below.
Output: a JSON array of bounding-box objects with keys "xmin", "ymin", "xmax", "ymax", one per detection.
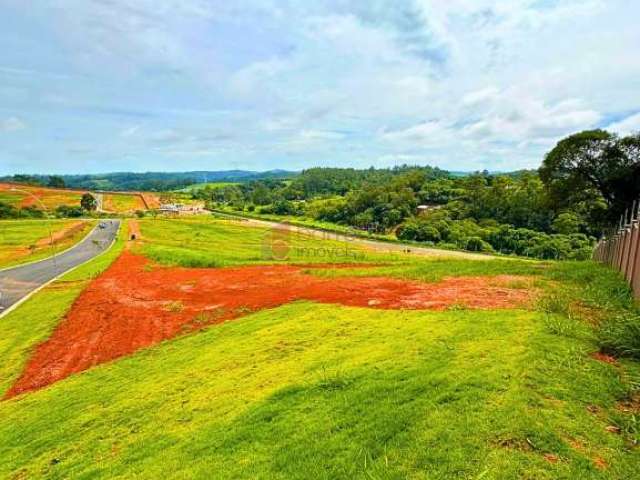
[{"xmin": 6, "ymin": 251, "xmax": 532, "ymax": 398}]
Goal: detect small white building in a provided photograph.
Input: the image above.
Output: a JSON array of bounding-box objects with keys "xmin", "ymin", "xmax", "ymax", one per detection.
[{"xmin": 159, "ymin": 203, "xmax": 206, "ymax": 215}]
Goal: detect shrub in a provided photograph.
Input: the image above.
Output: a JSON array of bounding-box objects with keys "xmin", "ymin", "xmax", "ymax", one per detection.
[
  {"xmin": 598, "ymin": 312, "xmax": 640, "ymax": 359},
  {"xmin": 465, "ymin": 236, "xmax": 493, "ymax": 252}
]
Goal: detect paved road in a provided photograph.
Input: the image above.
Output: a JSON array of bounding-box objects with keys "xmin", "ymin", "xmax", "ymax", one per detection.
[{"xmin": 0, "ymin": 219, "xmax": 120, "ymax": 313}]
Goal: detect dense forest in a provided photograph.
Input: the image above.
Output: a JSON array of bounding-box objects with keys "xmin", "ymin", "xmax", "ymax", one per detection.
[{"xmin": 195, "ymin": 130, "xmax": 640, "ymax": 260}]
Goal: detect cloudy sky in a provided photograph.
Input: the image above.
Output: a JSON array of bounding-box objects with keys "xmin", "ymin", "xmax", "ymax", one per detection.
[{"xmin": 0, "ymin": 0, "xmax": 639, "ymax": 175}]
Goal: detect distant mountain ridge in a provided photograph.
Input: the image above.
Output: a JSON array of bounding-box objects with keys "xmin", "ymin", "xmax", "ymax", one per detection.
[{"xmin": 0, "ymin": 170, "xmax": 298, "ymax": 192}]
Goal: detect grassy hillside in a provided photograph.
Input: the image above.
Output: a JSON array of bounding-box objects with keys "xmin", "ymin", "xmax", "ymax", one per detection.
[
  {"xmin": 0, "ymin": 183, "xmax": 152, "ymax": 213},
  {"xmin": 0, "ymin": 219, "xmax": 95, "ymax": 269},
  {"xmin": 0, "ymin": 221, "xmax": 127, "ymax": 394},
  {"xmin": 178, "ymin": 181, "xmax": 239, "ymax": 193},
  {"xmin": 135, "ymin": 217, "xmax": 394, "ymax": 267},
  {"xmin": 1, "ymin": 217, "xmax": 639, "ymax": 478},
  {"xmin": 0, "ymin": 184, "xmax": 83, "ymax": 210}
]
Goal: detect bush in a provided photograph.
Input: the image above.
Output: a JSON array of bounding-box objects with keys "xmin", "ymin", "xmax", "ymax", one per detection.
[
  {"xmin": 0, "ymin": 202, "xmax": 45, "ymax": 219},
  {"xmin": 397, "ymin": 217, "xmax": 594, "ymax": 259},
  {"xmin": 598, "ymin": 312, "xmax": 640, "ymax": 359},
  {"xmin": 55, "ymin": 205, "xmax": 84, "ymax": 218},
  {"xmin": 465, "ymin": 236, "xmax": 493, "ymax": 252},
  {"xmin": 396, "ymin": 219, "xmax": 441, "ymax": 242}
]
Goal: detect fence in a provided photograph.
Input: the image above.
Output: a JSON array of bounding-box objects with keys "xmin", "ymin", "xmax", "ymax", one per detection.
[{"xmin": 593, "ymin": 201, "xmax": 640, "ymax": 297}]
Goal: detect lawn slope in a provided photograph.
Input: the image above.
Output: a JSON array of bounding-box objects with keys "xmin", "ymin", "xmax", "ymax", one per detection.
[
  {"xmin": 0, "ymin": 219, "xmax": 96, "ymax": 269},
  {"xmin": 1, "ymin": 217, "xmax": 639, "ymax": 479},
  {"xmin": 1, "ymin": 303, "xmax": 638, "ymax": 479}
]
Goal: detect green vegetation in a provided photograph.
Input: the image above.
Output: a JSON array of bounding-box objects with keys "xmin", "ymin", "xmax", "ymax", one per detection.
[
  {"xmin": 0, "ymin": 219, "xmax": 95, "ymax": 269},
  {"xmin": 1, "ymin": 170, "xmax": 296, "ymax": 192},
  {"xmin": 540, "ymin": 130, "xmax": 640, "ymax": 227},
  {"xmin": 179, "ymin": 181, "xmax": 239, "ymax": 193},
  {"xmin": 1, "ymin": 217, "xmax": 640, "ymax": 477},
  {"xmin": 136, "ymin": 217, "xmax": 387, "ymax": 267},
  {"xmin": 1, "ymin": 300, "xmax": 639, "ymax": 477},
  {"xmin": 190, "ymin": 130, "xmax": 640, "ymax": 260},
  {"xmin": 0, "ymin": 220, "xmax": 126, "ymax": 394},
  {"xmin": 80, "ymin": 192, "xmax": 97, "ymax": 211}
]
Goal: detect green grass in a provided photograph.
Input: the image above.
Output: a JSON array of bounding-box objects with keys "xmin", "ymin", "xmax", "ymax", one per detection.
[
  {"xmin": 179, "ymin": 181, "xmax": 239, "ymax": 193},
  {"xmin": 0, "ymin": 190, "xmax": 27, "ymax": 205},
  {"xmin": 213, "ymin": 207, "xmax": 398, "ymax": 241},
  {"xmin": 103, "ymin": 194, "xmax": 145, "ymax": 212},
  {"xmin": 0, "ymin": 219, "xmax": 95, "ymax": 269},
  {"xmin": 2, "ymin": 217, "xmax": 640, "ymax": 478},
  {"xmin": 0, "ymin": 221, "xmax": 127, "ymax": 395},
  {"xmin": 136, "ymin": 217, "xmax": 396, "ymax": 267},
  {"xmin": 1, "ymin": 303, "xmax": 639, "ymax": 478}
]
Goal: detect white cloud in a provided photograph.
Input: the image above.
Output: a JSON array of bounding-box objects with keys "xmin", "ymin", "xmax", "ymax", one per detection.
[
  {"xmin": 0, "ymin": 117, "xmax": 26, "ymax": 132},
  {"xmin": 1, "ymin": 0, "xmax": 639, "ymax": 173},
  {"xmin": 607, "ymin": 113, "xmax": 640, "ymax": 136},
  {"xmin": 299, "ymin": 129, "xmax": 345, "ymax": 141},
  {"xmin": 381, "ymin": 121, "xmax": 452, "ymax": 144},
  {"xmin": 120, "ymin": 125, "xmax": 141, "ymax": 137}
]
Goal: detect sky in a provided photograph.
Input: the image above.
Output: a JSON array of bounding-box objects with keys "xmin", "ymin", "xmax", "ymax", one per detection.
[{"xmin": 0, "ymin": 0, "xmax": 639, "ymax": 175}]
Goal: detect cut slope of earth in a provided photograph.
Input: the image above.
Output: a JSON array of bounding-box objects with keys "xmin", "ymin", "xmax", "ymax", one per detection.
[
  {"xmin": 6, "ymin": 251, "xmax": 532, "ymax": 397},
  {"xmin": 0, "ymin": 182, "xmax": 158, "ymax": 213}
]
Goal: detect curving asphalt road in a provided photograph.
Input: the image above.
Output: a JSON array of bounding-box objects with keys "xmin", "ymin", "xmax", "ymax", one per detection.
[{"xmin": 0, "ymin": 219, "xmax": 120, "ymax": 314}]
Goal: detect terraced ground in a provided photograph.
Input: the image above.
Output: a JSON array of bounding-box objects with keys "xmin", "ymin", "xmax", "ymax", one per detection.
[
  {"xmin": 0, "ymin": 219, "xmax": 95, "ymax": 269},
  {"xmin": 0, "ymin": 216, "xmax": 639, "ymax": 479},
  {"xmin": 0, "ymin": 184, "xmax": 84, "ymax": 210},
  {"xmin": 0, "ymin": 183, "xmax": 156, "ymax": 213},
  {"xmin": 102, "ymin": 193, "xmax": 147, "ymax": 213}
]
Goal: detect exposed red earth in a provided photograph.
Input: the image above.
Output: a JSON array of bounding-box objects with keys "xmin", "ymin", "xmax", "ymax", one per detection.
[
  {"xmin": 590, "ymin": 352, "xmax": 618, "ymax": 365},
  {"xmin": 6, "ymin": 252, "xmax": 533, "ymax": 398}
]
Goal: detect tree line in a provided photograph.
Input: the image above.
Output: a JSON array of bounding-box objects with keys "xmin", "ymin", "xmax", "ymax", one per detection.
[{"xmin": 197, "ymin": 130, "xmax": 639, "ymax": 260}]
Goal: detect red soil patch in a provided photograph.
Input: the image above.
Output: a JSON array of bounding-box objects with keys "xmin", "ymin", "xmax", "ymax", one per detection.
[
  {"xmin": 593, "ymin": 457, "xmax": 608, "ymax": 470},
  {"xmin": 5, "ymin": 252, "xmax": 532, "ymax": 398},
  {"xmin": 590, "ymin": 352, "xmax": 618, "ymax": 365}
]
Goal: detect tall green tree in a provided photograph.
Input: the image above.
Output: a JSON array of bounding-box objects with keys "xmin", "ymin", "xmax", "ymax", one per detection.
[
  {"xmin": 539, "ymin": 130, "xmax": 640, "ymax": 226},
  {"xmin": 80, "ymin": 193, "xmax": 97, "ymax": 211}
]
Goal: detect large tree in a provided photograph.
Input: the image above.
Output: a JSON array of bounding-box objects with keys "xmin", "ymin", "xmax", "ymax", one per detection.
[
  {"xmin": 539, "ymin": 130, "xmax": 640, "ymax": 226},
  {"xmin": 80, "ymin": 193, "xmax": 97, "ymax": 211}
]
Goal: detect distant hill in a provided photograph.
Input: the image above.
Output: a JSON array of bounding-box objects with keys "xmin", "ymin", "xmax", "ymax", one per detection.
[{"xmin": 0, "ymin": 170, "xmax": 298, "ymax": 192}]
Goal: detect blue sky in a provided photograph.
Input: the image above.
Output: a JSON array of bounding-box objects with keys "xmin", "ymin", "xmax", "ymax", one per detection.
[{"xmin": 0, "ymin": 0, "xmax": 639, "ymax": 175}]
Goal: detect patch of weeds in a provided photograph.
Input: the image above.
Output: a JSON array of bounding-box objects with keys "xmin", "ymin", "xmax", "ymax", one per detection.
[
  {"xmin": 182, "ymin": 308, "xmax": 228, "ymax": 331},
  {"xmin": 447, "ymin": 303, "xmax": 467, "ymax": 312},
  {"xmin": 598, "ymin": 312, "xmax": 640, "ymax": 359},
  {"xmin": 316, "ymin": 367, "xmax": 352, "ymax": 392},
  {"xmin": 538, "ymin": 292, "xmax": 571, "ymax": 318},
  {"xmin": 164, "ymin": 301, "xmax": 184, "ymax": 313},
  {"xmin": 493, "ymin": 436, "xmax": 534, "ymax": 452},
  {"xmin": 143, "ymin": 264, "xmax": 154, "ymax": 272},
  {"xmin": 234, "ymin": 305, "xmax": 253, "ymax": 315},
  {"xmin": 503, "ymin": 279, "xmax": 530, "ymax": 289},
  {"xmin": 543, "ymin": 315, "xmax": 578, "ymax": 338}
]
